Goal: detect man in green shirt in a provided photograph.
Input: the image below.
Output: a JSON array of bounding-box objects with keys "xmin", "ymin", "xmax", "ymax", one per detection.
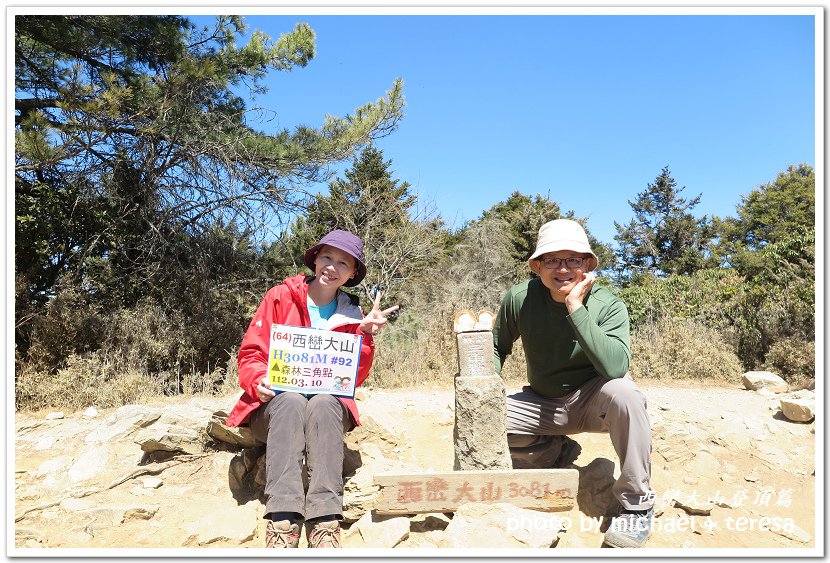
[{"xmin": 493, "ymin": 219, "xmax": 654, "ymax": 548}]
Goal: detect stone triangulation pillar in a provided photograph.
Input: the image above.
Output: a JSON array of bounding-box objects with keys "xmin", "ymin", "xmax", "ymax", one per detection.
[
  {"xmin": 453, "ymin": 311, "xmax": 512, "ymax": 471},
  {"xmin": 372, "ymin": 311, "xmax": 579, "ymax": 516}
]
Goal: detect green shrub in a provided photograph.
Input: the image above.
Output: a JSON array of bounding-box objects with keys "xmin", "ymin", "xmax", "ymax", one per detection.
[
  {"xmin": 620, "ymin": 268, "xmax": 746, "ymax": 330},
  {"xmin": 631, "ymin": 317, "xmax": 744, "ymax": 381},
  {"xmin": 621, "ymin": 262, "xmax": 815, "ymax": 373}
]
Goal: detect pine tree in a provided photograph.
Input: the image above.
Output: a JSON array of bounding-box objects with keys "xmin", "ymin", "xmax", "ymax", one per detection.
[
  {"xmin": 613, "ymin": 166, "xmax": 713, "ymax": 279},
  {"xmin": 15, "ymin": 15, "xmax": 404, "ymax": 306},
  {"xmin": 297, "ymin": 146, "xmax": 442, "ymax": 305}
]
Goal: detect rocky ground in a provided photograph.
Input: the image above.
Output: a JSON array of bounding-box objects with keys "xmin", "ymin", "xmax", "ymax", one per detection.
[{"xmin": 13, "ymin": 378, "xmax": 818, "ymax": 553}]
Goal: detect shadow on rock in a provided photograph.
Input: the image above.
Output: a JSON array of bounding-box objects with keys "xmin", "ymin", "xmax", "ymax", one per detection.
[
  {"xmin": 227, "ymin": 443, "xmax": 364, "ymax": 506},
  {"xmin": 343, "ymin": 443, "xmax": 363, "ymax": 479},
  {"xmin": 575, "ymin": 457, "xmax": 617, "ymax": 520},
  {"xmin": 228, "ymin": 445, "xmax": 266, "ymax": 505}
]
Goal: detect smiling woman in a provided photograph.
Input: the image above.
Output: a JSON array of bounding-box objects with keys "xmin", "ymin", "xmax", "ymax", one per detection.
[
  {"xmin": 13, "ymin": 13, "xmax": 407, "ymax": 413},
  {"xmin": 224, "ymin": 228, "xmax": 399, "ymax": 549}
]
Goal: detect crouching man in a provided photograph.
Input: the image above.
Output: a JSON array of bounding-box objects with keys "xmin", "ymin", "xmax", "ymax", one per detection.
[{"xmin": 493, "ymin": 219, "xmax": 655, "ymax": 548}]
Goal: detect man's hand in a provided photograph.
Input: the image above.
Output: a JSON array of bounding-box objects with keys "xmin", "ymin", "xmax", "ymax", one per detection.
[
  {"xmin": 565, "ymin": 272, "xmax": 596, "ymax": 314},
  {"xmin": 359, "ymin": 291, "xmax": 399, "ymax": 336}
]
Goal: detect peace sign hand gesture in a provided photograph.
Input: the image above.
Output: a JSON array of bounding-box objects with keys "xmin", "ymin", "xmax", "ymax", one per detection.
[{"xmin": 359, "ymin": 291, "xmax": 399, "ymax": 336}]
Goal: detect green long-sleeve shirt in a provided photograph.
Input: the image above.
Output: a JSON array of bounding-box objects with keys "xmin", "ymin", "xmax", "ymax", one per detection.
[{"xmin": 493, "ymin": 278, "xmax": 631, "ymax": 398}]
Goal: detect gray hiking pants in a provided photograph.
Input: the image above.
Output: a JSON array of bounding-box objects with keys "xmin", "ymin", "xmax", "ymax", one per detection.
[
  {"xmin": 506, "ymin": 374, "xmax": 654, "ymax": 511},
  {"xmin": 249, "ymin": 392, "xmax": 352, "ymax": 521}
]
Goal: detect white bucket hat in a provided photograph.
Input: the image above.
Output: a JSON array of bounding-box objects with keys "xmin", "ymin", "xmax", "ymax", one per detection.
[{"xmin": 529, "ymin": 219, "xmax": 599, "ymax": 271}]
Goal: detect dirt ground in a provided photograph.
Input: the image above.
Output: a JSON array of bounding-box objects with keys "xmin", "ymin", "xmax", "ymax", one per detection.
[{"xmin": 13, "ymin": 379, "xmax": 818, "ymax": 552}]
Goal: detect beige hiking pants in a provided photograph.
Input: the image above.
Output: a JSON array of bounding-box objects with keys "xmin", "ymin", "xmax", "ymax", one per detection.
[{"xmin": 506, "ymin": 374, "xmax": 654, "ymax": 511}]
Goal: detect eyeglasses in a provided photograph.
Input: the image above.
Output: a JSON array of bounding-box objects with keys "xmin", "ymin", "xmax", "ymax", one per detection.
[{"xmin": 540, "ymin": 256, "xmax": 584, "ymax": 269}]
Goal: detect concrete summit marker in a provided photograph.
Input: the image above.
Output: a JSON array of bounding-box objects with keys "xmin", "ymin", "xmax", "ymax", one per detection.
[
  {"xmin": 373, "ymin": 309, "xmax": 578, "ymax": 515},
  {"xmin": 453, "ymin": 326, "xmax": 512, "ymax": 470}
]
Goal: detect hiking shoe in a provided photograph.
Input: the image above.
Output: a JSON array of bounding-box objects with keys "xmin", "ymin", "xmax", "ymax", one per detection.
[
  {"xmin": 306, "ymin": 519, "xmax": 341, "ymax": 548},
  {"xmin": 265, "ymin": 520, "xmax": 301, "ymax": 548},
  {"xmin": 603, "ymin": 508, "xmax": 653, "ymax": 548}
]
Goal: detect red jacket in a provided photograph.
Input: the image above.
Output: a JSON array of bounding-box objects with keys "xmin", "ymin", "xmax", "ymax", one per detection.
[{"xmin": 226, "ymin": 274, "xmax": 375, "ymax": 428}]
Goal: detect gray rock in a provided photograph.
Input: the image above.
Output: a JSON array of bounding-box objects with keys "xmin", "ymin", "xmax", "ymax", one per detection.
[
  {"xmin": 772, "ymin": 522, "xmax": 813, "ymax": 544},
  {"xmin": 68, "ymin": 444, "xmax": 110, "ymax": 483},
  {"xmin": 344, "ymin": 512, "xmax": 410, "ymax": 548},
  {"xmin": 453, "ymin": 330, "xmax": 512, "ymax": 470},
  {"xmin": 206, "ymin": 418, "xmax": 259, "ymax": 448},
  {"xmin": 441, "ymin": 502, "xmax": 563, "ymax": 548},
  {"xmin": 183, "ymin": 397, "xmax": 228, "ymax": 413},
  {"xmin": 456, "ymin": 331, "xmax": 493, "ymax": 377},
  {"xmin": 87, "ymin": 503, "xmax": 160, "ymax": 526},
  {"xmin": 157, "ymin": 401, "xmax": 221, "ymax": 434},
  {"xmin": 741, "ymin": 371, "xmax": 788, "ymax": 393},
  {"xmin": 142, "ymin": 477, "xmax": 163, "ymax": 489},
  {"xmin": 85, "ymin": 405, "xmax": 162, "ymax": 443},
  {"xmin": 134, "ymin": 423, "xmax": 204, "ymax": 455},
  {"xmin": 673, "ymin": 496, "xmax": 715, "ymax": 516},
  {"xmin": 180, "ymin": 501, "xmax": 258, "ymax": 545},
  {"xmin": 780, "ymin": 397, "xmax": 815, "ymax": 422},
  {"xmin": 46, "ymin": 412, "xmax": 65, "ymax": 420},
  {"xmin": 343, "ymin": 465, "xmax": 381, "ymax": 522}
]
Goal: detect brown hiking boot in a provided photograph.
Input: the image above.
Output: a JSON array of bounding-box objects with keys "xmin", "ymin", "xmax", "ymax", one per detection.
[
  {"xmin": 306, "ymin": 519, "xmax": 341, "ymax": 548},
  {"xmin": 265, "ymin": 519, "xmax": 300, "ymax": 548}
]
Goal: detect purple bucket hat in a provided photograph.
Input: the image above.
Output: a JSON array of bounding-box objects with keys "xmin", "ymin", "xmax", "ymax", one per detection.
[{"xmin": 303, "ymin": 229, "xmax": 367, "ymax": 287}]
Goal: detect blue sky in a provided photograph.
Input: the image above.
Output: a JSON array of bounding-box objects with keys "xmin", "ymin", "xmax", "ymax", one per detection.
[{"xmin": 192, "ymin": 11, "xmax": 817, "ymax": 245}]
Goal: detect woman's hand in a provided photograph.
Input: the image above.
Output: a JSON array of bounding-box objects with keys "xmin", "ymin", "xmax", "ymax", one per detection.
[
  {"xmin": 359, "ymin": 291, "xmax": 399, "ymax": 336},
  {"xmin": 256, "ymin": 375, "xmax": 276, "ymax": 403}
]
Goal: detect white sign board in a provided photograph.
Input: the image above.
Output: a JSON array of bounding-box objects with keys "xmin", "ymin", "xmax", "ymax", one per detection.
[{"xmin": 267, "ymin": 324, "xmax": 362, "ymax": 397}]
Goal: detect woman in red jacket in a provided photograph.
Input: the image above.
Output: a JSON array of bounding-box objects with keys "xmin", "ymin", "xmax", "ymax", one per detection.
[{"xmin": 226, "ymin": 230, "xmax": 397, "ymax": 549}]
